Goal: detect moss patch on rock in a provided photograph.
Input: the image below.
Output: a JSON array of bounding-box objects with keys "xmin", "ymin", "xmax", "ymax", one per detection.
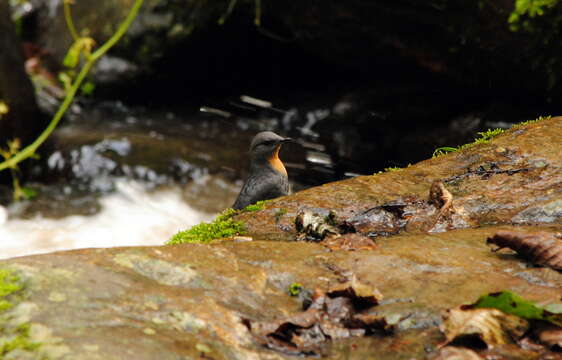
[
  {"xmin": 432, "ymin": 115, "xmax": 552, "ymax": 157},
  {"xmin": 167, "ymin": 209, "xmax": 246, "ymax": 244},
  {"xmin": 0, "ymin": 268, "xmax": 40, "ymax": 357},
  {"xmin": 240, "ymin": 200, "xmax": 270, "ymax": 213},
  {"xmin": 167, "ymin": 201, "xmax": 271, "ymax": 245},
  {"xmin": 0, "ymin": 269, "xmax": 22, "ymax": 312}
]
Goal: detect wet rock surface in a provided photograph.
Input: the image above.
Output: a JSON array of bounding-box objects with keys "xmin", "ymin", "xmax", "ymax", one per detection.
[
  {"xmin": 0, "ymin": 119, "xmax": 561, "ymax": 359},
  {"xmin": 238, "ymin": 117, "xmax": 562, "ymax": 240}
]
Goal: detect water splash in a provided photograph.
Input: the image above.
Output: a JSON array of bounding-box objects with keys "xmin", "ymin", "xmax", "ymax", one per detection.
[{"xmin": 0, "ymin": 179, "xmax": 215, "ymax": 260}]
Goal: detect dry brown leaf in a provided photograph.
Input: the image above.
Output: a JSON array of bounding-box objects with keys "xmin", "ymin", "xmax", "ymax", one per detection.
[
  {"xmin": 430, "ymin": 346, "xmax": 483, "ymax": 360},
  {"xmin": 429, "ymin": 180, "xmax": 453, "ymax": 209},
  {"xmin": 487, "ymin": 231, "xmax": 562, "ymax": 270},
  {"xmin": 327, "ymin": 274, "xmax": 383, "ymax": 307},
  {"xmin": 441, "ymin": 307, "xmax": 529, "ymax": 348},
  {"xmin": 428, "ymin": 180, "xmax": 454, "ymax": 231},
  {"xmin": 243, "ymin": 275, "xmax": 388, "ymax": 356}
]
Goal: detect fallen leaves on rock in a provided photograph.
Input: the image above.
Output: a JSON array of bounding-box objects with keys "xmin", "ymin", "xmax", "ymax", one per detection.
[
  {"xmin": 295, "ymin": 210, "xmax": 339, "ymax": 242},
  {"xmin": 439, "ymin": 291, "xmax": 562, "ymax": 357},
  {"xmin": 487, "ymin": 230, "xmax": 562, "ymax": 270},
  {"xmin": 294, "ymin": 180, "xmax": 471, "ymax": 244},
  {"xmin": 472, "ymin": 291, "xmax": 561, "ymax": 327},
  {"xmin": 440, "ymin": 307, "xmax": 529, "ymax": 347},
  {"xmin": 295, "ymin": 210, "xmax": 377, "ymax": 251},
  {"xmin": 243, "ymin": 277, "xmax": 389, "ymax": 356}
]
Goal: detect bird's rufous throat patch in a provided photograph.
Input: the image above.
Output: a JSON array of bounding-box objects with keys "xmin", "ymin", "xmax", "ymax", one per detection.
[{"xmin": 268, "ymin": 145, "xmax": 287, "ymax": 176}]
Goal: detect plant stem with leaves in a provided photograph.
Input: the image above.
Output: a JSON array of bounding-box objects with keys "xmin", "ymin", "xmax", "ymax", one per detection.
[{"xmin": 0, "ymin": 0, "xmax": 144, "ymax": 174}]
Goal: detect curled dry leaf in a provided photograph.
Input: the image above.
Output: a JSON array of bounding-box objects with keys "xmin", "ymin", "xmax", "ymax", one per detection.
[
  {"xmin": 487, "ymin": 230, "xmax": 562, "ymax": 270},
  {"xmin": 428, "ymin": 180, "xmax": 454, "ymax": 231},
  {"xmin": 328, "ymin": 274, "xmax": 383, "ymax": 306},
  {"xmin": 430, "ymin": 346, "xmax": 483, "ymax": 360},
  {"xmin": 440, "ymin": 307, "xmax": 529, "ymax": 348},
  {"xmin": 429, "ymin": 180, "xmax": 454, "ymax": 210},
  {"xmin": 243, "ymin": 277, "xmax": 388, "ymax": 356}
]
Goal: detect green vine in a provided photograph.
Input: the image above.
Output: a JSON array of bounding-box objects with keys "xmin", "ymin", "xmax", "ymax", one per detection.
[
  {"xmin": 0, "ymin": 0, "xmax": 144, "ymax": 174},
  {"xmin": 63, "ymin": 0, "xmax": 80, "ymax": 41}
]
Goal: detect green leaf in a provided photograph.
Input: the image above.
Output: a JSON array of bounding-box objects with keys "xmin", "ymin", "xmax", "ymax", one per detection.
[
  {"xmin": 432, "ymin": 146, "xmax": 458, "ymax": 157},
  {"xmin": 58, "ymin": 72, "xmax": 73, "ymax": 92},
  {"xmin": 544, "ymin": 303, "xmax": 562, "ymax": 314},
  {"xmin": 80, "ymin": 81, "xmax": 96, "ymax": 96},
  {"xmin": 473, "ymin": 291, "xmax": 561, "ymax": 326},
  {"xmin": 21, "ymin": 187, "xmax": 38, "ymax": 200},
  {"xmin": 63, "ymin": 40, "xmax": 83, "ymax": 68}
]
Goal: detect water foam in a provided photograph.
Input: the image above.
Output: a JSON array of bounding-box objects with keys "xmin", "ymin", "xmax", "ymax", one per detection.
[{"xmin": 0, "ymin": 180, "xmax": 214, "ymax": 259}]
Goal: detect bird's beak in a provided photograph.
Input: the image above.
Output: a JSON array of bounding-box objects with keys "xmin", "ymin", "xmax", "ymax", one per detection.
[{"xmin": 280, "ymin": 137, "xmax": 294, "ymax": 144}]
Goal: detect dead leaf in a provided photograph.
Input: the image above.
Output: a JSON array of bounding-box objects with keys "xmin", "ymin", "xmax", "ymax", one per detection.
[
  {"xmin": 428, "ymin": 180, "xmax": 454, "ymax": 231},
  {"xmin": 429, "ymin": 180, "xmax": 453, "ymax": 209},
  {"xmin": 327, "ymin": 274, "xmax": 383, "ymax": 308},
  {"xmin": 440, "ymin": 307, "xmax": 529, "ymax": 348},
  {"xmin": 243, "ymin": 276, "xmax": 388, "ymax": 356},
  {"xmin": 430, "ymin": 346, "xmax": 483, "ymax": 360},
  {"xmin": 487, "ymin": 231, "xmax": 562, "ymax": 270}
]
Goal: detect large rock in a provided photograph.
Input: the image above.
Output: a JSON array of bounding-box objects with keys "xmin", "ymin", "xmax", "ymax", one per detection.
[
  {"xmin": 239, "ymin": 117, "xmax": 562, "ymax": 239},
  {"xmin": 0, "ymin": 118, "xmax": 560, "ymax": 359}
]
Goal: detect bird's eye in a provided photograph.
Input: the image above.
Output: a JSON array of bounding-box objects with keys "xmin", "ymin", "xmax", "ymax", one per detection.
[{"xmin": 261, "ymin": 140, "xmax": 275, "ymax": 146}]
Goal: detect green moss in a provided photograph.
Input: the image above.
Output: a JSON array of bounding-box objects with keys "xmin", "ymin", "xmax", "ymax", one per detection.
[
  {"xmin": 167, "ymin": 208, "xmax": 246, "ymax": 245},
  {"xmin": 167, "ymin": 199, "xmax": 273, "ymax": 244},
  {"xmin": 0, "ymin": 268, "xmax": 41, "ymax": 357},
  {"xmin": 433, "ymin": 128, "xmax": 505, "ymax": 157},
  {"xmin": 242, "ymin": 200, "xmax": 269, "ymax": 212},
  {"xmin": 512, "ymin": 115, "xmax": 551, "ymax": 128},
  {"xmin": 0, "ymin": 269, "xmax": 22, "ymax": 312},
  {"xmin": 0, "ymin": 323, "xmax": 40, "ymax": 356},
  {"xmin": 432, "ymin": 115, "xmax": 551, "ymax": 158},
  {"xmin": 374, "ymin": 164, "xmax": 412, "ymax": 175}
]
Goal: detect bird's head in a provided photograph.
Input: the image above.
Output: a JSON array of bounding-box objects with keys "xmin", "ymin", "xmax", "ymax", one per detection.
[{"xmin": 249, "ymin": 131, "xmax": 292, "ymax": 159}]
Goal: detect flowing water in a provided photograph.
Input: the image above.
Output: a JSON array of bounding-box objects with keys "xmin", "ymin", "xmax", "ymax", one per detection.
[{"xmin": 0, "ymin": 180, "xmax": 216, "ymax": 259}]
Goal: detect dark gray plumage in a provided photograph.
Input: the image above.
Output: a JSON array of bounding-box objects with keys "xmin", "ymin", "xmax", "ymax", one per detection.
[{"xmin": 233, "ymin": 131, "xmax": 292, "ymax": 210}]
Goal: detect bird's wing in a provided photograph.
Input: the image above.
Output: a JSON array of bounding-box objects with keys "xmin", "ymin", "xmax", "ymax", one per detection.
[{"xmin": 233, "ymin": 173, "xmax": 287, "ymax": 210}]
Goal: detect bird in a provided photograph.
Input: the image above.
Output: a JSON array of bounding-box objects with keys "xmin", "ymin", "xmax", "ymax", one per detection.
[{"xmin": 233, "ymin": 131, "xmax": 292, "ymax": 210}]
